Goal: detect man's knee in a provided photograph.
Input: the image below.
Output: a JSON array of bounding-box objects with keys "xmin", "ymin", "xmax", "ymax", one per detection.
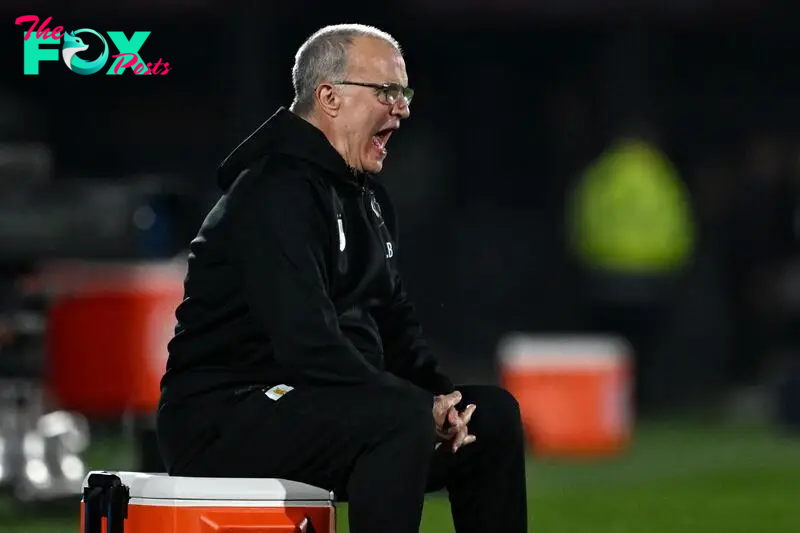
[{"xmin": 464, "ymin": 385, "xmax": 523, "ymax": 438}]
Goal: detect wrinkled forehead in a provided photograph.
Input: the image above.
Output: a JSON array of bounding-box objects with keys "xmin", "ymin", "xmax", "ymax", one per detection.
[{"xmin": 345, "ymin": 37, "xmax": 408, "ymax": 85}]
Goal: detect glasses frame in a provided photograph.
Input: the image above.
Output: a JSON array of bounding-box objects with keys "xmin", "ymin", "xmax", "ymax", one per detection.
[{"xmin": 332, "ymin": 81, "xmax": 414, "ymax": 106}]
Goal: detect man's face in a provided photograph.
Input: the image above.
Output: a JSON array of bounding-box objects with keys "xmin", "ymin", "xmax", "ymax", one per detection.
[{"xmin": 335, "ymin": 37, "xmax": 411, "ymax": 174}]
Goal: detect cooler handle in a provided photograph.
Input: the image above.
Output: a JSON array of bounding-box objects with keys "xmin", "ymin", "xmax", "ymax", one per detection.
[
  {"xmin": 83, "ymin": 472, "xmax": 130, "ymax": 533},
  {"xmin": 298, "ymin": 516, "xmax": 316, "ymax": 533}
]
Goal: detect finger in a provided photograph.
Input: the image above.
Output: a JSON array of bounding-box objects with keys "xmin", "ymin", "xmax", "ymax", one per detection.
[
  {"xmin": 436, "ymin": 425, "xmax": 456, "ymax": 441},
  {"xmin": 444, "ymin": 391, "xmax": 462, "ymax": 410},
  {"xmin": 440, "ymin": 425, "xmax": 460, "ymax": 442},
  {"xmin": 438, "ymin": 392, "xmax": 462, "ymax": 430},
  {"xmin": 433, "ymin": 394, "xmax": 453, "ymax": 420},
  {"xmin": 458, "ymin": 404, "xmax": 477, "ymax": 425},
  {"xmin": 447, "ymin": 407, "xmax": 462, "ymax": 428},
  {"xmin": 451, "ymin": 427, "xmax": 469, "ymax": 453},
  {"xmin": 453, "ymin": 433, "xmax": 477, "ymax": 453},
  {"xmin": 447, "ymin": 403, "xmax": 475, "ymax": 433}
]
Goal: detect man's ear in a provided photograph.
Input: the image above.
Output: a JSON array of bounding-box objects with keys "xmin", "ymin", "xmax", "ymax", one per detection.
[{"xmin": 316, "ymin": 83, "xmax": 340, "ymax": 117}]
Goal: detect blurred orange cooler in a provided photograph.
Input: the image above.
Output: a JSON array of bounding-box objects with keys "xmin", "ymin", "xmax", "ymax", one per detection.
[
  {"xmin": 43, "ymin": 261, "xmax": 185, "ymax": 417},
  {"xmin": 498, "ymin": 334, "xmax": 633, "ymax": 457}
]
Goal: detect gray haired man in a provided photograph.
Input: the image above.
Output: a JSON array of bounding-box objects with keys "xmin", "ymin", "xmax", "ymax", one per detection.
[{"xmin": 156, "ymin": 24, "xmax": 528, "ymax": 533}]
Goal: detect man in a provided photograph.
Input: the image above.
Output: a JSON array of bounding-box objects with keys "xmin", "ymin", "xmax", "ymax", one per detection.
[{"xmin": 156, "ymin": 24, "xmax": 528, "ymax": 533}]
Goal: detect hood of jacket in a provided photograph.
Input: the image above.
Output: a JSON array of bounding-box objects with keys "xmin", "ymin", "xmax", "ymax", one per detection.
[{"xmin": 217, "ymin": 106, "xmax": 369, "ymax": 191}]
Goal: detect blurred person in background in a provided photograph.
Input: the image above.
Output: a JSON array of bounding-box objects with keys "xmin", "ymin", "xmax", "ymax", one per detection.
[
  {"xmin": 567, "ymin": 121, "xmax": 696, "ymax": 411},
  {"xmin": 156, "ymin": 24, "xmax": 527, "ymax": 533}
]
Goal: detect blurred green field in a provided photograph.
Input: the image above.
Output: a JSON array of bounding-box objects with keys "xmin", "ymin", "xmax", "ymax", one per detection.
[{"xmin": 2, "ymin": 420, "xmax": 798, "ymax": 532}]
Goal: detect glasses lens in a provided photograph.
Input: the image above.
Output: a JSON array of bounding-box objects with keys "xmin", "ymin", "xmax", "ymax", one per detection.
[
  {"xmin": 403, "ymin": 87, "xmax": 414, "ymax": 105},
  {"xmin": 376, "ymin": 84, "xmax": 413, "ymax": 106},
  {"xmin": 376, "ymin": 87, "xmax": 393, "ymax": 104}
]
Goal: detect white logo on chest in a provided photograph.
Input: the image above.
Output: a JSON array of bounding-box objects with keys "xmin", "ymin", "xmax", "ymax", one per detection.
[{"xmin": 337, "ymin": 216, "xmax": 346, "ymax": 252}]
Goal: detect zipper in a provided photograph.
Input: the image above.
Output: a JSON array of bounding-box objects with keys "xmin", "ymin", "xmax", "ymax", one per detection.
[{"xmin": 361, "ymin": 186, "xmax": 391, "ymax": 262}]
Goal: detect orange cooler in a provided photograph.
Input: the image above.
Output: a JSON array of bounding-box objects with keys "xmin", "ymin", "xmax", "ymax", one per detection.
[
  {"xmin": 80, "ymin": 471, "xmax": 335, "ymax": 533},
  {"xmin": 44, "ymin": 261, "xmax": 185, "ymax": 416},
  {"xmin": 498, "ymin": 334, "xmax": 633, "ymax": 457}
]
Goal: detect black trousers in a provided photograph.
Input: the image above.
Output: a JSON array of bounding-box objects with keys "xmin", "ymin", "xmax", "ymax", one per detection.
[{"xmin": 157, "ymin": 382, "xmax": 528, "ymax": 533}]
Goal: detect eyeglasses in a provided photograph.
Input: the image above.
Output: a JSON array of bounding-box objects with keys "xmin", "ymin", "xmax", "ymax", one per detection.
[{"xmin": 333, "ymin": 81, "xmax": 414, "ymax": 106}]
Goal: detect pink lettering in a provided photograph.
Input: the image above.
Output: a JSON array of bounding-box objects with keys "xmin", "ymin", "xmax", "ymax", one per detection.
[
  {"xmin": 149, "ymin": 58, "xmax": 165, "ymax": 75},
  {"xmin": 110, "ymin": 54, "xmax": 171, "ymax": 75},
  {"xmin": 16, "ymin": 16, "xmax": 62, "ymax": 41},
  {"xmin": 110, "ymin": 53, "xmax": 139, "ymax": 74},
  {"xmin": 16, "ymin": 15, "xmax": 39, "ymax": 41},
  {"xmin": 35, "ymin": 16, "xmax": 53, "ymax": 39}
]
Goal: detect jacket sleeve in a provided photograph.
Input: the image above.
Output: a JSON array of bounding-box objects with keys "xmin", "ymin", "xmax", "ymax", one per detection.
[
  {"xmin": 227, "ymin": 171, "xmax": 404, "ymax": 388},
  {"xmin": 370, "ymin": 186, "xmax": 455, "ymax": 395},
  {"xmin": 373, "ymin": 271, "xmax": 455, "ymax": 395}
]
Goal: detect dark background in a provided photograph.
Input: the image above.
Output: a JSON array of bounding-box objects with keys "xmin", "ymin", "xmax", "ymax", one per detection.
[{"xmin": 1, "ymin": 0, "xmax": 799, "ymax": 415}]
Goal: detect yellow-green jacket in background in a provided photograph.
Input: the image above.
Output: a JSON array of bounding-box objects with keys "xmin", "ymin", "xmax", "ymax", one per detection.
[{"xmin": 568, "ymin": 138, "xmax": 695, "ymax": 275}]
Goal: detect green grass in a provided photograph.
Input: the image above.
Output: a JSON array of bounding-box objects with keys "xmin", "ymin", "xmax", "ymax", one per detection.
[{"xmin": 2, "ymin": 421, "xmax": 799, "ymax": 532}]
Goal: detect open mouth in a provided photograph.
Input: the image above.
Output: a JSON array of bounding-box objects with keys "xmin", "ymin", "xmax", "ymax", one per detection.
[{"xmin": 372, "ymin": 127, "xmax": 395, "ymax": 154}]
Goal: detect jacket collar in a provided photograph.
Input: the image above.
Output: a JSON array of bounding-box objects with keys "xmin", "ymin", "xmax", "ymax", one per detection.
[{"xmin": 217, "ymin": 107, "xmax": 371, "ymax": 191}]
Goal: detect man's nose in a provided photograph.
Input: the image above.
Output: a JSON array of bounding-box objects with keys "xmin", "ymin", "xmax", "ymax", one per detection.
[{"xmin": 391, "ymin": 99, "xmax": 410, "ymax": 119}]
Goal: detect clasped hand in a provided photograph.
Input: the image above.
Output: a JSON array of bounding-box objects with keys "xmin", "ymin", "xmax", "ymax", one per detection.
[{"xmin": 432, "ymin": 391, "xmax": 476, "ymax": 453}]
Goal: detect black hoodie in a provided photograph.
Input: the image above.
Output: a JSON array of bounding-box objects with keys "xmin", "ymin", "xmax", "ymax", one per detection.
[{"xmin": 159, "ymin": 107, "xmax": 454, "ymax": 403}]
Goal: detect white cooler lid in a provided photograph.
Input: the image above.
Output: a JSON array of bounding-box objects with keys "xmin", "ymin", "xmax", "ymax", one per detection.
[
  {"xmin": 82, "ymin": 471, "xmax": 333, "ymax": 501},
  {"xmin": 498, "ymin": 334, "xmax": 631, "ymax": 368}
]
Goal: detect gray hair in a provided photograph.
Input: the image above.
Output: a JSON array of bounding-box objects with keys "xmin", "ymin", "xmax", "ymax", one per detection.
[{"xmin": 290, "ymin": 24, "xmax": 402, "ymax": 117}]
